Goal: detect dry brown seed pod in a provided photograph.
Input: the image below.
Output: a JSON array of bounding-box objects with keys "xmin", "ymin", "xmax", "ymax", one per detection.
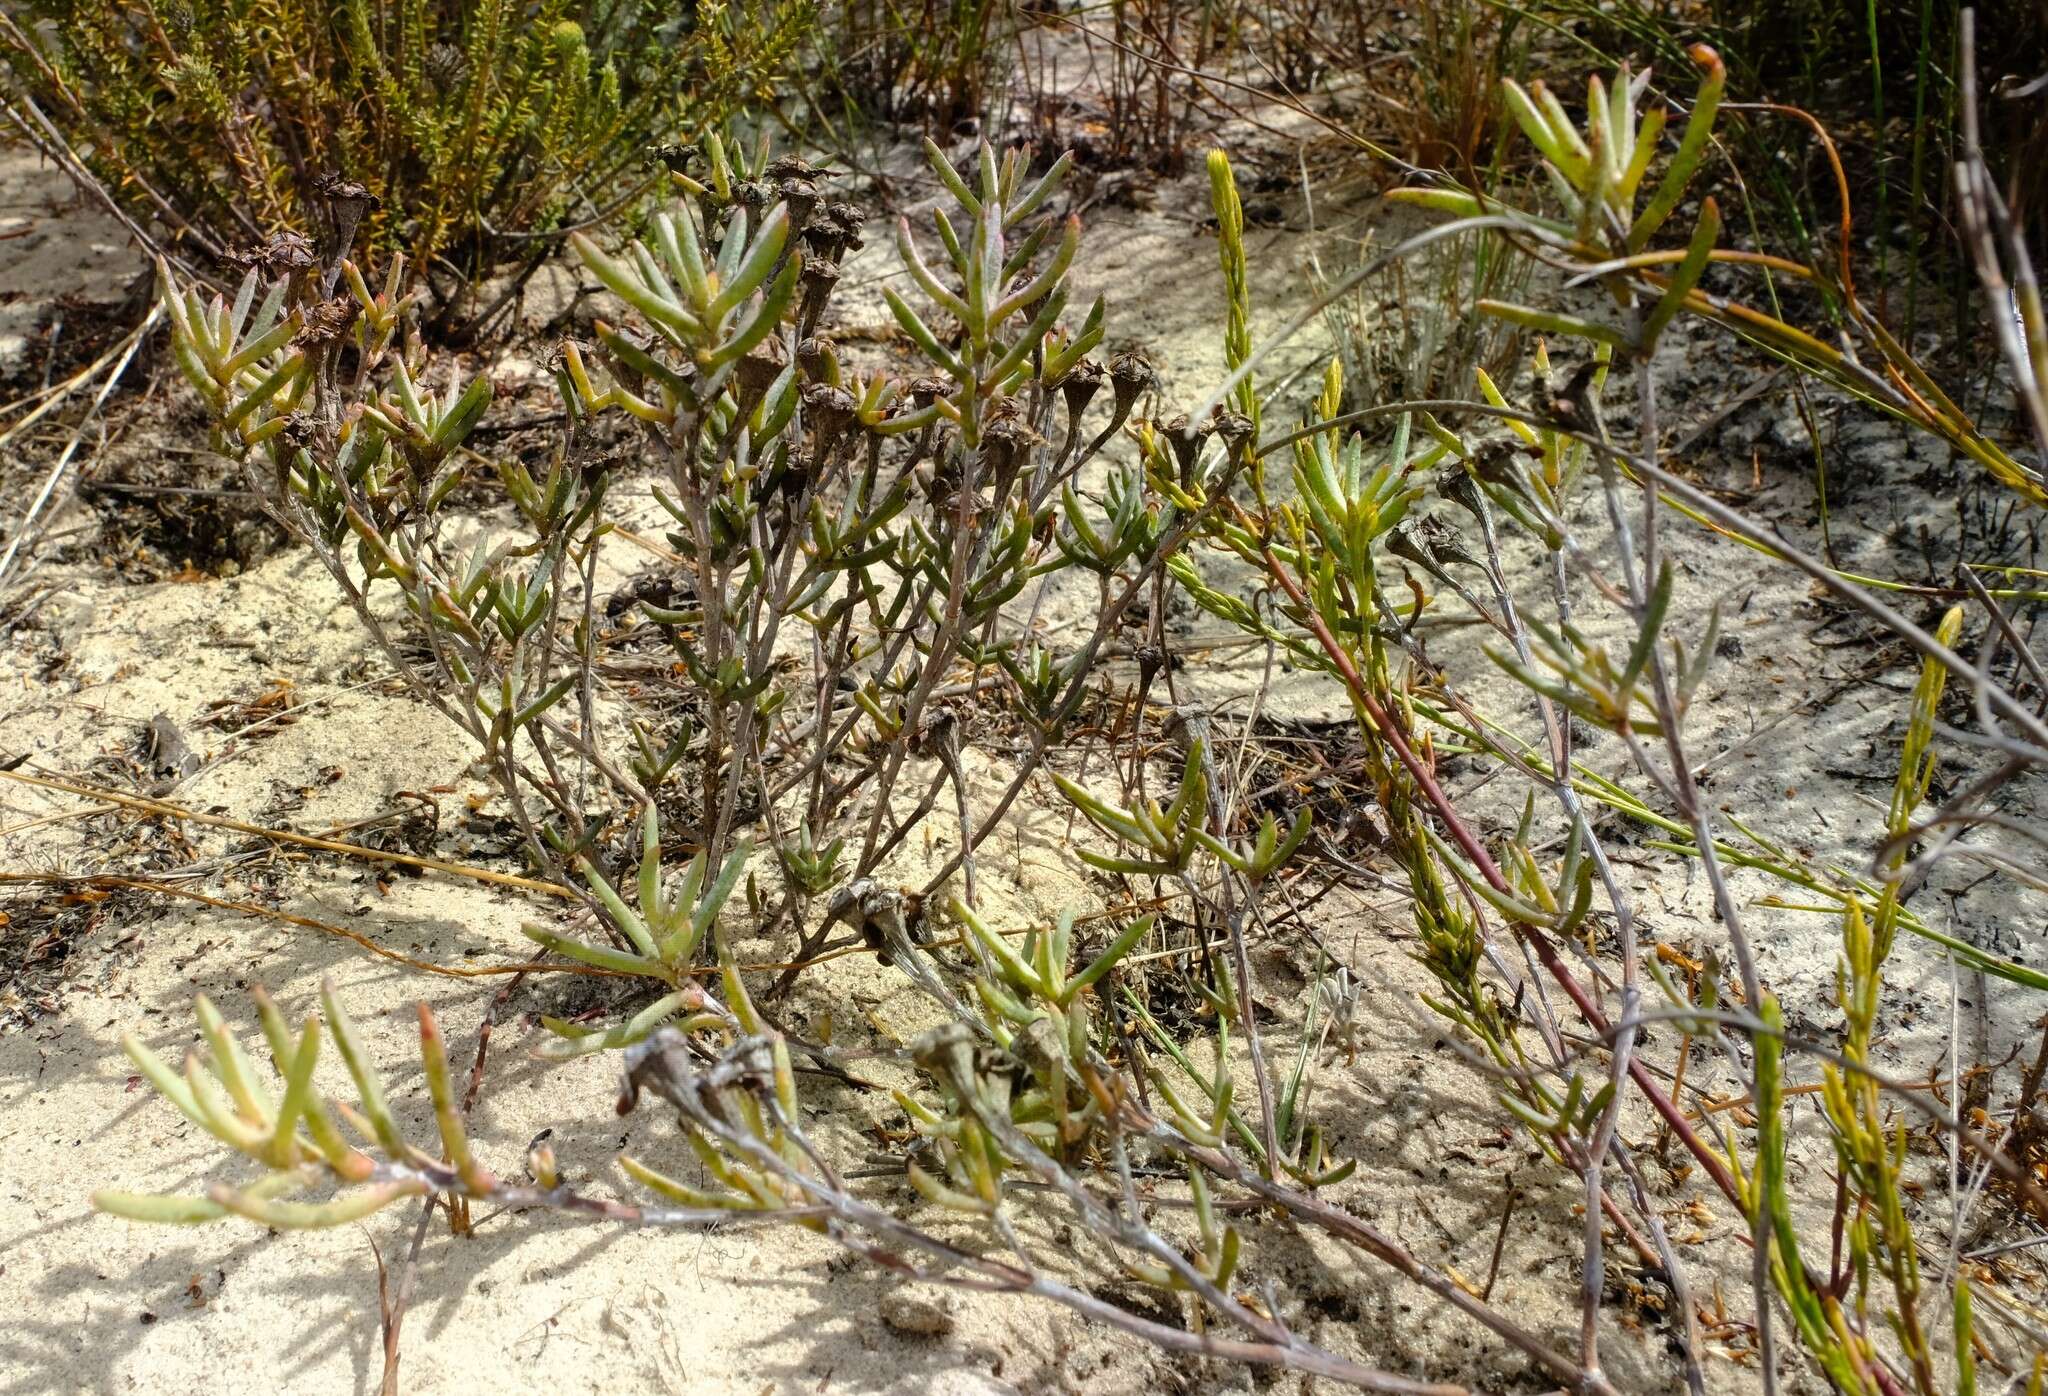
[
  {"xmin": 1055, "ymin": 357, "xmax": 1104, "ymax": 416},
  {"xmin": 225, "ymin": 230, "xmax": 317, "ymax": 276},
  {"xmin": 1435, "ymin": 462, "xmax": 1485, "ymax": 517},
  {"xmin": 645, "ymin": 143, "xmax": 697, "ymax": 175},
  {"xmin": 1107, "ymin": 351, "xmax": 1156, "ymax": 417},
  {"xmin": 907, "ymin": 704, "xmax": 958, "ymax": 759},
  {"xmin": 777, "ymin": 178, "xmax": 821, "ymax": 230},
  {"xmin": 735, "ymin": 336, "xmax": 788, "ymax": 398},
  {"xmin": 1470, "ymin": 438, "xmax": 1530, "ymax": 486},
  {"xmin": 822, "ymin": 202, "xmax": 867, "ymax": 259},
  {"xmin": 1210, "ymin": 408, "xmax": 1255, "ymax": 455},
  {"xmin": 796, "ymin": 336, "xmax": 836, "ymax": 382},
  {"xmin": 984, "ymin": 397, "xmax": 1041, "ymax": 456},
  {"xmin": 981, "ymin": 431, "xmax": 1042, "ymax": 493},
  {"xmin": 764, "ymin": 154, "xmax": 830, "ymax": 181},
  {"xmin": 797, "ymin": 221, "xmax": 839, "ymax": 257},
  {"xmin": 797, "ymin": 254, "xmax": 840, "ymax": 332},
  {"xmin": 312, "ymin": 174, "xmax": 381, "ymax": 275},
  {"xmin": 293, "ymin": 296, "xmax": 361, "ymax": 349},
  {"xmin": 823, "ymin": 880, "xmax": 925, "ymax": 968},
  {"xmin": 800, "ymin": 202, "xmax": 868, "ymax": 263},
  {"xmin": 1385, "ymin": 527, "xmax": 1432, "ymax": 574},
  {"xmin": 1416, "ymin": 513, "xmax": 1479, "ymax": 569},
  {"xmin": 802, "ymin": 381, "xmax": 858, "ymax": 430},
  {"xmin": 275, "ymin": 412, "xmax": 319, "ymax": 450},
  {"xmin": 312, "ymin": 172, "xmax": 381, "ymax": 210},
  {"xmin": 1548, "ymin": 359, "xmax": 1603, "ymax": 429},
  {"xmin": 905, "ymin": 375, "xmax": 953, "ymax": 406},
  {"xmin": 1160, "ymin": 412, "xmax": 1212, "ymax": 480}
]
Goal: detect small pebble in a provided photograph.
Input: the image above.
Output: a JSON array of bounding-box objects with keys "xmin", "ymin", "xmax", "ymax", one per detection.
[{"xmin": 879, "ymin": 1292, "xmax": 955, "ymax": 1337}]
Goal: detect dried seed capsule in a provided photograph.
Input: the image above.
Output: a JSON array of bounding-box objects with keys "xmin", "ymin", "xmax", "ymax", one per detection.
[
  {"xmin": 292, "ymin": 296, "xmax": 360, "ymax": 349},
  {"xmin": 765, "ymin": 446, "xmax": 817, "ymax": 502},
  {"xmin": 226, "ymin": 230, "xmax": 318, "ymax": 278},
  {"xmin": 799, "ymin": 201, "xmax": 868, "ymax": 263},
  {"xmin": 1385, "ymin": 527, "xmax": 1431, "ymax": 574},
  {"xmin": 1436, "ymin": 462, "xmax": 1486, "ymax": 517},
  {"xmin": 1054, "ymin": 357, "xmax": 1104, "ymax": 419},
  {"xmin": 312, "ymin": 172, "xmax": 381, "ymax": 212},
  {"xmin": 920, "ymin": 455, "xmax": 962, "ymax": 507},
  {"xmin": 276, "ymin": 412, "xmax": 319, "ymax": 450},
  {"xmin": 776, "ymin": 177, "xmax": 821, "ymax": 231},
  {"xmin": 1417, "ymin": 513, "xmax": 1479, "ymax": 569},
  {"xmin": 802, "ymin": 381, "xmax": 858, "ymax": 451},
  {"xmin": 735, "ymin": 336, "xmax": 789, "ymax": 398},
  {"xmin": 1549, "ymin": 359, "xmax": 1603, "ymax": 429},
  {"xmin": 311, "ymin": 173, "xmax": 381, "ymax": 266},
  {"xmin": 1107, "ymin": 351, "xmax": 1156, "ymax": 418},
  {"xmin": 1161, "ymin": 412, "xmax": 1211, "ymax": 481},
  {"xmin": 905, "ymin": 375, "xmax": 953, "ymax": 407},
  {"xmin": 1209, "ymin": 408, "xmax": 1255, "ymax": 459},
  {"xmin": 796, "ymin": 336, "xmax": 836, "ymax": 383},
  {"xmin": 1470, "ymin": 438, "xmax": 1530, "ymax": 487},
  {"xmin": 907, "ymin": 704, "xmax": 958, "ymax": 759},
  {"xmin": 645, "ymin": 143, "xmax": 696, "ymax": 175},
  {"xmin": 982, "ymin": 393, "xmax": 1024, "ymax": 427},
  {"xmin": 980, "ymin": 410, "xmax": 1044, "ymax": 488},
  {"xmin": 797, "ymin": 254, "xmax": 840, "ymax": 335},
  {"xmin": 825, "ymin": 201, "xmax": 866, "ymax": 257},
  {"xmin": 733, "ymin": 337, "xmax": 788, "ymax": 423},
  {"xmin": 764, "ymin": 154, "xmax": 828, "ymax": 181}
]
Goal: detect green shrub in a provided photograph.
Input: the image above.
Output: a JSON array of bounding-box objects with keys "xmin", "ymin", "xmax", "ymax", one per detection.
[
  {"xmin": 117, "ymin": 131, "xmax": 1461, "ymax": 1390},
  {"xmin": 0, "ymin": 0, "xmax": 811, "ymax": 313}
]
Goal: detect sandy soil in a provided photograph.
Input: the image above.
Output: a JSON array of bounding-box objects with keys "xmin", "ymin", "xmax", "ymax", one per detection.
[
  {"xmin": 0, "ymin": 151, "xmax": 141, "ymax": 374},
  {"xmin": 1, "ymin": 51, "xmax": 2044, "ymax": 1396}
]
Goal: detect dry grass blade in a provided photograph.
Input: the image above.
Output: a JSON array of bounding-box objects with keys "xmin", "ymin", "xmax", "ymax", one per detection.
[{"xmin": 0, "ymin": 769, "xmax": 575, "ymax": 898}]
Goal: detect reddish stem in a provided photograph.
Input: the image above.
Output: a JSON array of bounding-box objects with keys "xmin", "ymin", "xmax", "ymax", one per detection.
[{"xmin": 1260, "ymin": 547, "xmax": 1743, "ymax": 1205}]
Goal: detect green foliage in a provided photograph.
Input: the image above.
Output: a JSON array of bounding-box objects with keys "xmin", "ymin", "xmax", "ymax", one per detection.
[
  {"xmin": 155, "ymin": 124, "xmax": 1180, "ymax": 1079},
  {"xmin": 1390, "ymin": 49, "xmax": 2047, "ymax": 505},
  {"xmin": 1545, "ymin": 0, "xmax": 2044, "ymax": 329},
  {"xmin": 1206, "ymin": 152, "xmax": 1258, "ymax": 437},
  {"xmin": 1798, "ymin": 607, "xmax": 1964, "ymax": 1394},
  {"xmin": 524, "ymin": 807, "xmax": 753, "ymax": 1056},
  {"xmin": 97, "ymin": 984, "xmax": 470, "ymax": 1227},
  {"xmin": 1, "ymin": 0, "xmax": 811, "ymax": 303},
  {"xmin": 899, "ymin": 906, "xmax": 1153, "ymax": 1209},
  {"xmin": 96, "ymin": 973, "xmax": 811, "ymax": 1230}
]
